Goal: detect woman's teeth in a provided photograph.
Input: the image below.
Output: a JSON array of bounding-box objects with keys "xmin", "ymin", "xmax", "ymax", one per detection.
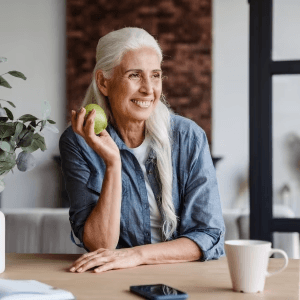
[{"xmin": 131, "ymin": 99, "xmax": 152, "ymax": 108}]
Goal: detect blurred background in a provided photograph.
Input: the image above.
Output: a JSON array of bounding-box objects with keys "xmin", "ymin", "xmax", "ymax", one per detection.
[{"xmin": 0, "ymin": 0, "xmax": 299, "ymax": 220}]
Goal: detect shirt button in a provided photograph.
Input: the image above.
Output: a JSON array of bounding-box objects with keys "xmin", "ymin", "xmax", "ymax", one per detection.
[
  {"xmin": 145, "ymin": 232, "xmax": 149, "ymax": 236},
  {"xmin": 147, "ymin": 170, "xmax": 152, "ymax": 174},
  {"xmin": 143, "ymin": 204, "xmax": 147, "ymax": 209}
]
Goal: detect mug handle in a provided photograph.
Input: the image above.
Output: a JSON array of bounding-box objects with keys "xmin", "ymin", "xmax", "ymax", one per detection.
[{"xmin": 266, "ymin": 248, "xmax": 289, "ymax": 277}]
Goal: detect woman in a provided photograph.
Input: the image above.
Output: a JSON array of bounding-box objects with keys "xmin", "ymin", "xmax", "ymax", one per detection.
[{"xmin": 59, "ymin": 27, "xmax": 225, "ymax": 274}]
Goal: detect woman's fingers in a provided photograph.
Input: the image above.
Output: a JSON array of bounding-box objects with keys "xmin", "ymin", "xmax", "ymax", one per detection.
[
  {"xmin": 71, "ymin": 248, "xmax": 104, "ymax": 265},
  {"xmin": 76, "ymin": 256, "xmax": 109, "ymax": 273},
  {"xmin": 70, "ymin": 249, "xmax": 108, "ymax": 272},
  {"xmin": 72, "ymin": 252, "xmax": 94, "ymax": 266},
  {"xmin": 84, "ymin": 109, "xmax": 97, "ymax": 139},
  {"xmin": 71, "ymin": 107, "xmax": 96, "ymax": 139},
  {"xmin": 71, "ymin": 107, "xmax": 85, "ymax": 136},
  {"xmin": 70, "ymin": 253, "xmax": 109, "ymax": 273},
  {"xmin": 94, "ymin": 261, "xmax": 116, "ymax": 273},
  {"xmin": 69, "ymin": 248, "xmax": 141, "ymax": 273}
]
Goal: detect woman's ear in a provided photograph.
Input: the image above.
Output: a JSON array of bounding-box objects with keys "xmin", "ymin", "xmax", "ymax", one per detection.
[{"xmin": 95, "ymin": 69, "xmax": 109, "ymax": 96}]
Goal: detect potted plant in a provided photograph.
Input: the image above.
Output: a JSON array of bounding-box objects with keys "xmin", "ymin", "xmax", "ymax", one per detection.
[{"xmin": 0, "ymin": 57, "xmax": 58, "ymax": 193}]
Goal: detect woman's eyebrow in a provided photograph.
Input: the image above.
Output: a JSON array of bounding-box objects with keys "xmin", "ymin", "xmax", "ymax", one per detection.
[{"xmin": 125, "ymin": 69, "xmax": 162, "ymax": 73}]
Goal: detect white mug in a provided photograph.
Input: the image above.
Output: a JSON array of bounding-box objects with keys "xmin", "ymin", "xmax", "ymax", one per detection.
[{"xmin": 225, "ymin": 240, "xmax": 288, "ymax": 293}]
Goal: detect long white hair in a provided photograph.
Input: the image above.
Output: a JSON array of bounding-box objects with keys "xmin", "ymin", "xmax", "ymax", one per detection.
[{"xmin": 67, "ymin": 27, "xmax": 179, "ymax": 241}]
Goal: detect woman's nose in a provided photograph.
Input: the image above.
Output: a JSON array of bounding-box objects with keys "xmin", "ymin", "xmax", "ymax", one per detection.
[{"xmin": 139, "ymin": 77, "xmax": 153, "ymax": 94}]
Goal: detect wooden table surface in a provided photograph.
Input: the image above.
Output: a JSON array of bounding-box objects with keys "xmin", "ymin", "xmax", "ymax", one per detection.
[{"xmin": 0, "ymin": 254, "xmax": 299, "ymax": 299}]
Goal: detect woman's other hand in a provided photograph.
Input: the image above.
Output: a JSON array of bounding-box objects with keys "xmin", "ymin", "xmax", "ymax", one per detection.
[
  {"xmin": 71, "ymin": 107, "xmax": 121, "ymax": 167},
  {"xmin": 69, "ymin": 247, "xmax": 142, "ymax": 273}
]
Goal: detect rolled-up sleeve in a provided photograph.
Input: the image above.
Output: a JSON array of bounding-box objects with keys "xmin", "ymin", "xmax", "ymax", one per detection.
[
  {"xmin": 59, "ymin": 128, "xmax": 99, "ymax": 249},
  {"xmin": 177, "ymin": 130, "xmax": 225, "ymax": 262}
]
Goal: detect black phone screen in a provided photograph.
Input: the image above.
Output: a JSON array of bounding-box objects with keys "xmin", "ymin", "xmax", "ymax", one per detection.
[{"xmin": 130, "ymin": 284, "xmax": 188, "ymax": 299}]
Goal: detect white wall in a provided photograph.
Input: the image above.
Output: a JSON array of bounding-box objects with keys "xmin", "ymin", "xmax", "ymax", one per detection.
[
  {"xmin": 212, "ymin": 0, "xmax": 300, "ymax": 216},
  {"xmin": 0, "ymin": 0, "xmax": 66, "ymax": 208},
  {"xmin": 212, "ymin": 0, "xmax": 250, "ymax": 210}
]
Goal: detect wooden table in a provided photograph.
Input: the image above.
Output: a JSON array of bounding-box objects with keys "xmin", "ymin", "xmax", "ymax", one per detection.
[{"xmin": 0, "ymin": 254, "xmax": 298, "ymax": 299}]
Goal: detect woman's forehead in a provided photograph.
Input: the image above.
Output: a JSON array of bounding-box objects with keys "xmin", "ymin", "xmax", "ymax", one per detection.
[{"xmin": 119, "ymin": 48, "xmax": 161, "ymax": 71}]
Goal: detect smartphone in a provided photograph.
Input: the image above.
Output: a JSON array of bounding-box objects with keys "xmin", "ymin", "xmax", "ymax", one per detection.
[{"xmin": 130, "ymin": 284, "xmax": 189, "ymax": 300}]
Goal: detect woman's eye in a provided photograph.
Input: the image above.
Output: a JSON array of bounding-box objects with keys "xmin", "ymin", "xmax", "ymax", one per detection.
[
  {"xmin": 153, "ymin": 74, "xmax": 161, "ymax": 79},
  {"xmin": 129, "ymin": 73, "xmax": 140, "ymax": 79}
]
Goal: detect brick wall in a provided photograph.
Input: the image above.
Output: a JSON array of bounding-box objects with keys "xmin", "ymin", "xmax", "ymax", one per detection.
[{"xmin": 66, "ymin": 0, "xmax": 212, "ymax": 143}]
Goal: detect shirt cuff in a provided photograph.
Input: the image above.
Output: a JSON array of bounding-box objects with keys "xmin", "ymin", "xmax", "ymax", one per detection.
[
  {"xmin": 70, "ymin": 228, "xmax": 85, "ymax": 248},
  {"xmin": 70, "ymin": 227, "xmax": 90, "ymax": 252},
  {"xmin": 178, "ymin": 230, "xmax": 225, "ymax": 262}
]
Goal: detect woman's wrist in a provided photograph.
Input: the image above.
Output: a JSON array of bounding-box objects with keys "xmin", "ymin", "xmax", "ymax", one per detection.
[
  {"xmin": 105, "ymin": 158, "xmax": 122, "ymax": 169},
  {"xmin": 132, "ymin": 246, "xmax": 146, "ymax": 265},
  {"xmin": 132, "ymin": 238, "xmax": 203, "ymax": 266}
]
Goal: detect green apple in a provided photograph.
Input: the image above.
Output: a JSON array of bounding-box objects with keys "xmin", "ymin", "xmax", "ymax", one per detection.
[{"xmin": 84, "ymin": 104, "xmax": 107, "ymax": 135}]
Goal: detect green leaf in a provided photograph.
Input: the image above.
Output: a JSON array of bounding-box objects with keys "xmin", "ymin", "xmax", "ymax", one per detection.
[
  {"xmin": 12, "ymin": 122, "xmax": 24, "ymax": 142},
  {"xmin": 0, "ymin": 151, "xmax": 16, "ymax": 171},
  {"xmin": 1, "ymin": 129, "xmax": 10, "ymax": 143},
  {"xmin": 3, "ymin": 107, "xmax": 13, "ymax": 120},
  {"xmin": 17, "ymin": 129, "xmax": 34, "ymax": 147},
  {"xmin": 0, "ymin": 76, "xmax": 12, "ymax": 89},
  {"xmin": 46, "ymin": 119, "xmax": 56, "ymax": 124},
  {"xmin": 15, "ymin": 127, "xmax": 25, "ymax": 143},
  {"xmin": 21, "ymin": 132, "xmax": 45, "ymax": 153},
  {"xmin": 21, "ymin": 132, "xmax": 46, "ymax": 153},
  {"xmin": 7, "ymin": 71, "xmax": 27, "ymax": 80},
  {"xmin": 0, "ymin": 161, "xmax": 13, "ymax": 169},
  {"xmin": 21, "ymin": 142, "xmax": 38, "ymax": 153},
  {"xmin": 0, "ymin": 149, "xmax": 7, "ymax": 160},
  {"xmin": 0, "ymin": 160, "xmax": 16, "ymax": 172},
  {"xmin": 32, "ymin": 132, "xmax": 46, "ymax": 152},
  {"xmin": 6, "ymin": 101, "xmax": 16, "ymax": 108},
  {"xmin": 0, "ymin": 123, "xmax": 15, "ymax": 139},
  {"xmin": 0, "ymin": 141, "xmax": 11, "ymax": 152},
  {"xmin": 6, "ymin": 136, "xmax": 16, "ymax": 152},
  {"xmin": 18, "ymin": 114, "xmax": 39, "ymax": 122}
]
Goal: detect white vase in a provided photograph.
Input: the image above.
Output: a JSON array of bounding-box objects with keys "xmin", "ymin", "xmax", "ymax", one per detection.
[{"xmin": 0, "ymin": 210, "xmax": 4, "ymax": 273}]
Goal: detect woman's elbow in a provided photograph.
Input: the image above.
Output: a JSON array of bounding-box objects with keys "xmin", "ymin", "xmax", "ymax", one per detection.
[{"xmin": 83, "ymin": 224, "xmax": 118, "ymax": 251}]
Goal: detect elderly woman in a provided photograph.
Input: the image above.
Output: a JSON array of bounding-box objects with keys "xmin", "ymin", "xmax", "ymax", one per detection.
[{"xmin": 59, "ymin": 27, "xmax": 225, "ymax": 274}]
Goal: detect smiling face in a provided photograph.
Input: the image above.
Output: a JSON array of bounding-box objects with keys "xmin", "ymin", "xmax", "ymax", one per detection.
[{"xmin": 96, "ymin": 47, "xmax": 162, "ymax": 131}]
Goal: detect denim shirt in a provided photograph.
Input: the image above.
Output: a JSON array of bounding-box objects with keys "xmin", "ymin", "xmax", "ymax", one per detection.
[{"xmin": 59, "ymin": 113, "xmax": 225, "ymax": 261}]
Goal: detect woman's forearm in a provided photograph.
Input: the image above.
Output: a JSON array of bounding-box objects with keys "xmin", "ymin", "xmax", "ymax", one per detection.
[
  {"xmin": 83, "ymin": 162, "xmax": 122, "ymax": 251},
  {"xmin": 135, "ymin": 237, "xmax": 203, "ymax": 265}
]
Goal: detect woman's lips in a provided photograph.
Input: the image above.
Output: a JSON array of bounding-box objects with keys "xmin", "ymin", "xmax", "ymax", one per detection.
[{"xmin": 131, "ymin": 99, "xmax": 153, "ymax": 108}]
